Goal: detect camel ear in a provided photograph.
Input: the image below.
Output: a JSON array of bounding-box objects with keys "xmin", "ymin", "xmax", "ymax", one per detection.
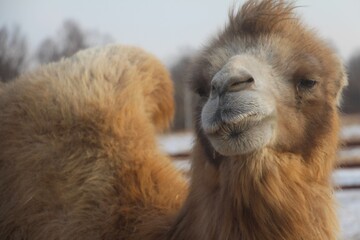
[{"xmin": 335, "ymin": 65, "xmax": 348, "ymax": 107}]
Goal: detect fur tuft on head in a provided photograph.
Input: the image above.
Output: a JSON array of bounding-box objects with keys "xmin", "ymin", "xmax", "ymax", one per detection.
[{"xmin": 227, "ymin": 0, "xmax": 298, "ymax": 37}]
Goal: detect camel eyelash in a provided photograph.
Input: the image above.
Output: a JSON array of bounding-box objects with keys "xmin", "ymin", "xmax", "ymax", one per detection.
[{"xmin": 297, "ymin": 79, "xmax": 317, "ymax": 91}]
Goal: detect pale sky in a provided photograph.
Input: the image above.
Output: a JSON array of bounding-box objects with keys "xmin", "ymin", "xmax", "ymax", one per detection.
[{"xmin": 1, "ymin": 0, "xmax": 360, "ymax": 63}]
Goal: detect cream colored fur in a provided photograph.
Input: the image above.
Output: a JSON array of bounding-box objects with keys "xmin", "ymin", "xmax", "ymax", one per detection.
[{"xmin": 0, "ymin": 44, "xmax": 187, "ymax": 239}]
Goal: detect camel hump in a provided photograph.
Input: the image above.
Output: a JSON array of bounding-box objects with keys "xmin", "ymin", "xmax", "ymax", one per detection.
[
  {"xmin": 0, "ymin": 44, "xmax": 174, "ymax": 135},
  {"xmin": 0, "ymin": 45, "xmax": 178, "ymax": 239}
]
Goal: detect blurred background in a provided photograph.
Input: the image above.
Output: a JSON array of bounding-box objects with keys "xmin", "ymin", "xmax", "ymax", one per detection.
[{"xmin": 1, "ymin": 0, "xmax": 360, "ymax": 239}]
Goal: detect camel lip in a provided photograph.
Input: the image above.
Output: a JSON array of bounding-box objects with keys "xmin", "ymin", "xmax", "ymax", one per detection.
[
  {"xmin": 202, "ymin": 110, "xmax": 276, "ymax": 137},
  {"xmin": 205, "ymin": 122, "xmax": 250, "ymax": 139},
  {"xmin": 202, "ymin": 112, "xmax": 263, "ymax": 135}
]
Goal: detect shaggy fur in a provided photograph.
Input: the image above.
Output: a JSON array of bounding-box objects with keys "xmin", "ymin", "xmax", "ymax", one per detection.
[
  {"xmin": 185, "ymin": 0, "xmax": 346, "ymax": 239},
  {"xmin": 0, "ymin": 1, "xmax": 347, "ymax": 240},
  {"xmin": 0, "ymin": 45, "xmax": 187, "ymax": 239}
]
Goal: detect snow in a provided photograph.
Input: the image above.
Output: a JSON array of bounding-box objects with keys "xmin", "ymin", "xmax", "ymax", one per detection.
[
  {"xmin": 333, "ymin": 169, "xmax": 360, "ymax": 188},
  {"xmin": 341, "ymin": 125, "xmax": 360, "ymax": 142},
  {"xmin": 337, "ymin": 190, "xmax": 360, "ymax": 240},
  {"xmin": 340, "ymin": 147, "xmax": 360, "ymax": 160},
  {"xmin": 158, "ymin": 132, "xmax": 194, "ymax": 155},
  {"xmin": 173, "ymin": 160, "xmax": 191, "ymax": 173}
]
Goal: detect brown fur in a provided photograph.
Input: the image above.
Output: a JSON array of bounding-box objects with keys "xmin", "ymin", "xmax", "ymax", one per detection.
[
  {"xmin": 0, "ymin": 45, "xmax": 187, "ymax": 239},
  {"xmin": 0, "ymin": 1, "xmax": 347, "ymax": 240},
  {"xmin": 184, "ymin": 1, "xmax": 346, "ymax": 239}
]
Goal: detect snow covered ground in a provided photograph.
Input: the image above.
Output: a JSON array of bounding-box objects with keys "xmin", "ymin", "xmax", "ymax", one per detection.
[
  {"xmin": 342, "ymin": 125, "xmax": 360, "ymax": 143},
  {"xmin": 158, "ymin": 130, "xmax": 360, "ymax": 239},
  {"xmin": 333, "ymin": 169, "xmax": 360, "ymax": 188},
  {"xmin": 158, "ymin": 132, "xmax": 194, "ymax": 156},
  {"xmin": 338, "ymin": 120, "xmax": 360, "ymax": 239},
  {"xmin": 337, "ymin": 190, "xmax": 360, "ymax": 240}
]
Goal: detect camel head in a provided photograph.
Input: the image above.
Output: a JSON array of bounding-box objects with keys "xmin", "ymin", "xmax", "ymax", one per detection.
[{"xmin": 192, "ymin": 0, "xmax": 347, "ymax": 157}]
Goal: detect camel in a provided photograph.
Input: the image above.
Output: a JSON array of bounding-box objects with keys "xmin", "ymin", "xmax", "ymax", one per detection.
[
  {"xmin": 0, "ymin": 0, "xmax": 347, "ymax": 240},
  {"xmin": 0, "ymin": 45, "xmax": 187, "ymax": 239},
  {"xmin": 183, "ymin": 1, "xmax": 347, "ymax": 239}
]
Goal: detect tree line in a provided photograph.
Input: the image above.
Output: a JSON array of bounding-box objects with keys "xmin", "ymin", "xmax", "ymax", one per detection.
[{"xmin": 0, "ymin": 20, "xmax": 112, "ymax": 83}]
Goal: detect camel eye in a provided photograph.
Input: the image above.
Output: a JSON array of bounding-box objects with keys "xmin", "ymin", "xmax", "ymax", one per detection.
[{"xmin": 297, "ymin": 79, "xmax": 317, "ymax": 90}]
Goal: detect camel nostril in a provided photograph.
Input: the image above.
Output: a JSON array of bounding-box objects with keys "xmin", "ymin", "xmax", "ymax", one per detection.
[
  {"xmin": 246, "ymin": 77, "xmax": 254, "ymax": 83},
  {"xmin": 228, "ymin": 76, "xmax": 255, "ymax": 92},
  {"xmin": 230, "ymin": 81, "xmax": 242, "ymax": 88}
]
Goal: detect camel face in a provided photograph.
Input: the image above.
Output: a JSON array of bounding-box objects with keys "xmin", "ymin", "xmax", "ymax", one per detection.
[
  {"xmin": 193, "ymin": 1, "xmax": 348, "ymax": 158},
  {"xmin": 201, "ymin": 54, "xmax": 277, "ymax": 155},
  {"xmin": 197, "ymin": 37, "xmax": 346, "ymax": 157}
]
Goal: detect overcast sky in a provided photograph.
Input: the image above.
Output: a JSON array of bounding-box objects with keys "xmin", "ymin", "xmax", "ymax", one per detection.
[{"xmin": 1, "ymin": 0, "xmax": 360, "ymax": 63}]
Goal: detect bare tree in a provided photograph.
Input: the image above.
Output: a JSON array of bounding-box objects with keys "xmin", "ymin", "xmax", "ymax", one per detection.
[
  {"xmin": 61, "ymin": 20, "xmax": 87, "ymax": 57},
  {"xmin": 343, "ymin": 51, "xmax": 360, "ymax": 114},
  {"xmin": 37, "ymin": 38, "xmax": 60, "ymax": 64},
  {"xmin": 169, "ymin": 50, "xmax": 195, "ymax": 131},
  {"xmin": 0, "ymin": 26, "xmax": 27, "ymax": 82},
  {"xmin": 37, "ymin": 19, "xmax": 112, "ymax": 65}
]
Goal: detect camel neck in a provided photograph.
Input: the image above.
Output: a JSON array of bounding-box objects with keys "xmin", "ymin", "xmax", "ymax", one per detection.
[{"xmin": 169, "ymin": 148, "xmax": 337, "ymax": 240}]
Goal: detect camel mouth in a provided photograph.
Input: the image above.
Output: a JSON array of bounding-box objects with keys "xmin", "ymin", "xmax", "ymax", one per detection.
[
  {"xmin": 202, "ymin": 112, "xmax": 276, "ymax": 156},
  {"xmin": 202, "ymin": 112, "xmax": 268, "ymax": 136}
]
